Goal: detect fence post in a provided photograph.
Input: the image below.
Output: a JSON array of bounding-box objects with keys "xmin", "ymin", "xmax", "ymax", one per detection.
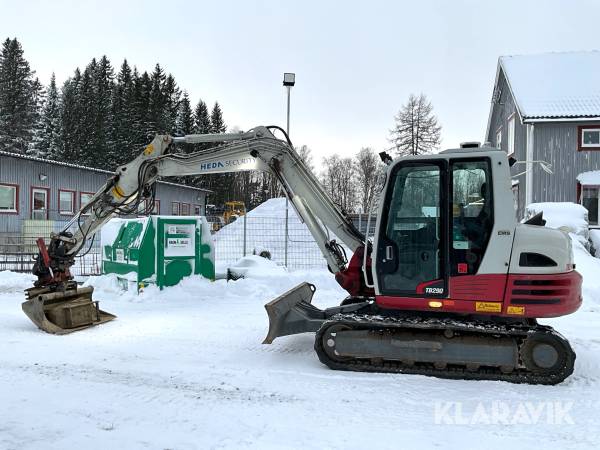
[
  {"xmin": 284, "ymin": 197, "xmax": 289, "ymax": 267},
  {"xmin": 358, "ymin": 212, "xmax": 362, "ymax": 234},
  {"xmin": 243, "ymin": 214, "xmax": 247, "ymax": 257}
]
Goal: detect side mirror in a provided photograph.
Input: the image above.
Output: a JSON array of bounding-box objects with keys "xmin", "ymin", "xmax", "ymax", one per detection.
[{"xmin": 379, "ymin": 151, "xmax": 393, "ymax": 165}]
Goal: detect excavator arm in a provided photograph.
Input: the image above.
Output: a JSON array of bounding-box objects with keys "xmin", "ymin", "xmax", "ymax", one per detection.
[{"xmin": 26, "ymin": 126, "xmax": 373, "ymax": 335}]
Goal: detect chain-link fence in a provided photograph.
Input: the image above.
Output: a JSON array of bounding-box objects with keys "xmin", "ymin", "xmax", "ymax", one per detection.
[
  {"xmin": 0, "ymin": 210, "xmax": 376, "ymax": 275},
  {"xmin": 212, "ymin": 212, "xmax": 377, "ymax": 270},
  {"xmin": 0, "ymin": 216, "xmax": 101, "ymax": 276}
]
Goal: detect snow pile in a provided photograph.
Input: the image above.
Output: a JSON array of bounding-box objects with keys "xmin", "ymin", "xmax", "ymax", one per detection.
[
  {"xmin": 590, "ymin": 229, "xmax": 600, "ymax": 255},
  {"xmin": 225, "ymin": 255, "xmax": 287, "ymax": 279},
  {"xmin": 525, "ymin": 202, "xmax": 589, "ymax": 243},
  {"xmin": 0, "ymin": 270, "xmax": 36, "ymax": 293},
  {"xmin": 569, "ymin": 237, "xmax": 600, "ymax": 310},
  {"xmin": 214, "ymin": 197, "xmax": 331, "ymax": 269}
]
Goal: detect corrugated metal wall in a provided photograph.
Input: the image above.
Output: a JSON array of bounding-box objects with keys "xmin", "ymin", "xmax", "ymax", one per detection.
[
  {"xmin": 532, "ymin": 122, "xmax": 600, "ymax": 203},
  {"xmin": 486, "ymin": 68, "xmax": 527, "ymax": 217},
  {"xmin": 0, "ymin": 153, "xmax": 208, "ymax": 233}
]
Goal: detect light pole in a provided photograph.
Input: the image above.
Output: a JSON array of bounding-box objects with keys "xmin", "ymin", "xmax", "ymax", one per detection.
[
  {"xmin": 283, "ymin": 72, "xmax": 295, "ymax": 136},
  {"xmin": 282, "ymin": 73, "xmax": 295, "ymax": 267}
]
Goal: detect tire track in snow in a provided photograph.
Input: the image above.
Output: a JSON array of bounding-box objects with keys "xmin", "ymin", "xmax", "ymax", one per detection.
[{"xmin": 0, "ymin": 362, "xmax": 300, "ymax": 405}]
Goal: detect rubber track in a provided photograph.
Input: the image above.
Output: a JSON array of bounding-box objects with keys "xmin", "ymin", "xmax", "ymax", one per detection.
[{"xmin": 314, "ymin": 313, "xmax": 575, "ymax": 385}]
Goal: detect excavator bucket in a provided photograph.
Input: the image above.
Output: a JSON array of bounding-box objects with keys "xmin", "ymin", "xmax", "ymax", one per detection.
[
  {"xmin": 263, "ymin": 282, "xmax": 328, "ymax": 344},
  {"xmin": 22, "ymin": 283, "xmax": 115, "ymax": 335}
]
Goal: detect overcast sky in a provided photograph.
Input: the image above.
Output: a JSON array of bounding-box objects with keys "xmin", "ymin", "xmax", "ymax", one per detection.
[{"xmin": 2, "ymin": 0, "xmax": 599, "ymax": 162}]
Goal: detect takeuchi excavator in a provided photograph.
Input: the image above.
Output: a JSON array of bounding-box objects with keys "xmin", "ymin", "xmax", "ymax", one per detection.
[{"xmin": 23, "ymin": 125, "xmax": 582, "ymax": 384}]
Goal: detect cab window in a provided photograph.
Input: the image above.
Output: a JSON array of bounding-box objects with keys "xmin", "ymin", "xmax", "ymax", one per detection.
[{"xmin": 450, "ymin": 160, "xmax": 493, "ymax": 275}]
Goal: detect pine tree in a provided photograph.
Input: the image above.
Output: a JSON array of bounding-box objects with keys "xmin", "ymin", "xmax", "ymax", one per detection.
[
  {"xmin": 193, "ymin": 99, "xmax": 211, "ymax": 134},
  {"xmin": 0, "ymin": 38, "xmax": 40, "ymax": 153},
  {"xmin": 77, "ymin": 59, "xmax": 98, "ymax": 167},
  {"xmin": 89, "ymin": 55, "xmax": 115, "ymax": 169},
  {"xmin": 59, "ymin": 69, "xmax": 82, "ymax": 162},
  {"xmin": 37, "ymin": 74, "xmax": 62, "ymax": 158},
  {"xmin": 175, "ymin": 91, "xmax": 194, "ymax": 156},
  {"xmin": 210, "ymin": 101, "xmax": 226, "ymax": 133},
  {"xmin": 390, "ymin": 93, "xmax": 441, "ymax": 156},
  {"xmin": 110, "ymin": 59, "xmax": 136, "ymax": 162},
  {"xmin": 133, "ymin": 69, "xmax": 153, "ymax": 149},
  {"xmin": 163, "ymin": 73, "xmax": 180, "ymax": 135},
  {"xmin": 26, "ymin": 77, "xmax": 45, "ymax": 156},
  {"xmin": 149, "ymin": 64, "xmax": 166, "ymax": 134}
]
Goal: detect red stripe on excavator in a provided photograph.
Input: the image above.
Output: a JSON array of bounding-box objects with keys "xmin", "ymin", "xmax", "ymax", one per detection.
[{"xmin": 376, "ymin": 271, "xmax": 582, "ymax": 319}]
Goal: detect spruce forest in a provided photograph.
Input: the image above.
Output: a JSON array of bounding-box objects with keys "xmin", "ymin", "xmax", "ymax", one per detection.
[{"xmin": 0, "ymin": 37, "xmax": 387, "ymax": 212}]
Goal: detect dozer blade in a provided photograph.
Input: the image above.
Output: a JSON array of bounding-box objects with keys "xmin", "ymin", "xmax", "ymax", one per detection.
[
  {"xmin": 262, "ymin": 282, "xmax": 370, "ymax": 344},
  {"xmin": 22, "ymin": 285, "xmax": 116, "ymax": 335}
]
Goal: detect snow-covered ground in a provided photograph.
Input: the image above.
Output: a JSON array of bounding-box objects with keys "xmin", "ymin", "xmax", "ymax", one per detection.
[{"xmin": 2, "ymin": 220, "xmax": 600, "ymax": 448}]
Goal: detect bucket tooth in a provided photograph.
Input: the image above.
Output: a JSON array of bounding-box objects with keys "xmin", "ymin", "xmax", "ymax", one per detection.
[{"xmin": 22, "ymin": 285, "xmax": 116, "ymax": 334}]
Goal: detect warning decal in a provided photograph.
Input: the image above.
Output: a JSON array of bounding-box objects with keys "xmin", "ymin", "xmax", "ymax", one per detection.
[{"xmin": 475, "ymin": 302, "xmax": 502, "ymax": 313}]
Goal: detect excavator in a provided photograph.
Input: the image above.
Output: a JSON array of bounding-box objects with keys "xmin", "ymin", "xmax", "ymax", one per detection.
[{"xmin": 22, "ymin": 125, "xmax": 582, "ymax": 384}]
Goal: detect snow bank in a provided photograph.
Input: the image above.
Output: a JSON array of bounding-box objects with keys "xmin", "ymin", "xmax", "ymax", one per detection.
[
  {"xmin": 525, "ymin": 202, "xmax": 589, "ymax": 243},
  {"xmin": 0, "ymin": 270, "xmax": 36, "ymax": 293},
  {"xmin": 590, "ymin": 229, "xmax": 600, "ymax": 256},
  {"xmin": 226, "ymin": 255, "xmax": 287, "ymax": 279},
  {"xmin": 570, "ymin": 236, "xmax": 600, "ymax": 310},
  {"xmin": 214, "ymin": 197, "xmax": 332, "ymax": 269}
]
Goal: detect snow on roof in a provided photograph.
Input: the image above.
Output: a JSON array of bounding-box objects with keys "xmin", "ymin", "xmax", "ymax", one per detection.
[
  {"xmin": 500, "ymin": 51, "xmax": 600, "ymax": 120},
  {"xmin": 0, "ymin": 150, "xmax": 210, "ymax": 193},
  {"xmin": 577, "ymin": 170, "xmax": 600, "ymax": 185}
]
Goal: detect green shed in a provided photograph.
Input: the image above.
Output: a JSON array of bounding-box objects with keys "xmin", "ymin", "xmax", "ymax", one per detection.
[{"xmin": 101, "ymin": 216, "xmax": 215, "ymax": 291}]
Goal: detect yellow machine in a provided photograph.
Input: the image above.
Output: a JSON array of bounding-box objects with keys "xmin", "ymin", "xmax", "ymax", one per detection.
[{"xmin": 223, "ymin": 201, "xmax": 246, "ymax": 224}]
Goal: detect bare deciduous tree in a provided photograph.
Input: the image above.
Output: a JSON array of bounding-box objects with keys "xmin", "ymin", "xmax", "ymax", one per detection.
[
  {"xmin": 320, "ymin": 154, "xmax": 357, "ymax": 213},
  {"xmin": 390, "ymin": 93, "xmax": 441, "ymax": 156},
  {"xmin": 295, "ymin": 144, "xmax": 314, "ymax": 173},
  {"xmin": 355, "ymin": 147, "xmax": 383, "ymax": 213}
]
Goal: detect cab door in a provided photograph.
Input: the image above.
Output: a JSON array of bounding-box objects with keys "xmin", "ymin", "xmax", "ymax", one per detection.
[{"xmin": 374, "ymin": 161, "xmax": 448, "ymax": 297}]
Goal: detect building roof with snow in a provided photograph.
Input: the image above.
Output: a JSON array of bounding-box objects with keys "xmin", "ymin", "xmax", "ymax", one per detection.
[
  {"xmin": 489, "ymin": 51, "xmax": 600, "ymax": 126},
  {"xmin": 0, "ymin": 150, "xmax": 211, "ymax": 193}
]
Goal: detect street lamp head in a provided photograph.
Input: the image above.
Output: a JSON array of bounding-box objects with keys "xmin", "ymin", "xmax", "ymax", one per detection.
[{"xmin": 283, "ymin": 72, "xmax": 296, "ymax": 87}]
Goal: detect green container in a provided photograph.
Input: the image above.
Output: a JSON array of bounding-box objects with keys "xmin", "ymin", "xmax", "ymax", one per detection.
[{"xmin": 101, "ymin": 216, "xmax": 215, "ymax": 291}]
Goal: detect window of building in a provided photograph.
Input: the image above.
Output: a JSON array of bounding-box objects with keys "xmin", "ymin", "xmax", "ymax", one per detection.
[
  {"xmin": 181, "ymin": 203, "xmax": 190, "ymax": 215},
  {"xmin": 31, "ymin": 187, "xmax": 49, "ymax": 220},
  {"xmin": 172, "ymin": 202, "xmax": 180, "ymax": 215},
  {"xmin": 58, "ymin": 190, "xmax": 75, "ymax": 215},
  {"xmin": 578, "ymin": 126, "xmax": 600, "ymax": 151},
  {"xmin": 507, "ymin": 115, "xmax": 515, "ymax": 156},
  {"xmin": 0, "ymin": 183, "xmax": 18, "ymax": 213},
  {"xmin": 137, "ymin": 200, "xmax": 148, "ymax": 215},
  {"xmin": 137, "ymin": 199, "xmax": 161, "ymax": 215},
  {"xmin": 581, "ymin": 186, "xmax": 599, "ymax": 225},
  {"xmin": 193, "ymin": 205, "xmax": 202, "ymax": 215},
  {"xmin": 496, "ymin": 128, "xmax": 502, "ymax": 150},
  {"xmin": 80, "ymin": 192, "xmax": 94, "ymax": 215}
]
